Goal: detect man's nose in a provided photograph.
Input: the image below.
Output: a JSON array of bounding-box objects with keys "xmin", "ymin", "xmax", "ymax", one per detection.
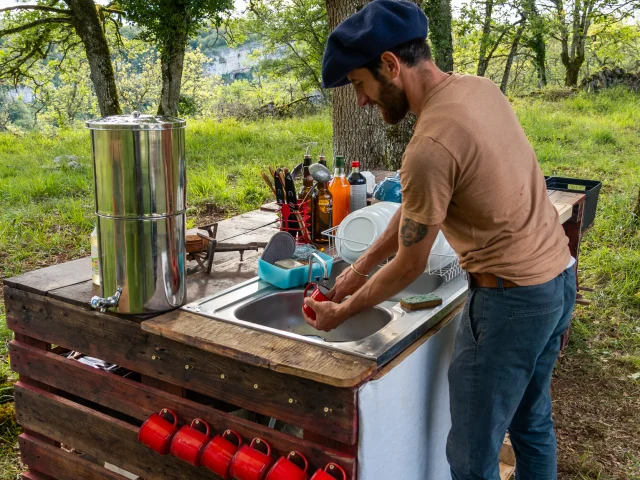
[{"xmin": 356, "ymin": 92, "xmax": 371, "ymax": 107}]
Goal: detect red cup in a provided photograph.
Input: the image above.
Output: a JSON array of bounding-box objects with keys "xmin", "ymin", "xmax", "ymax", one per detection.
[
  {"xmin": 302, "ymin": 283, "xmax": 330, "ymax": 320},
  {"xmin": 170, "ymin": 418, "xmax": 211, "ymax": 466},
  {"xmin": 265, "ymin": 451, "xmax": 309, "ymax": 480},
  {"xmin": 137, "ymin": 408, "xmax": 179, "ymax": 455},
  {"xmin": 201, "ymin": 429, "xmax": 243, "ymax": 479},
  {"xmin": 310, "ymin": 463, "xmax": 347, "ymax": 480},
  {"xmin": 229, "ymin": 437, "xmax": 274, "ymax": 480}
]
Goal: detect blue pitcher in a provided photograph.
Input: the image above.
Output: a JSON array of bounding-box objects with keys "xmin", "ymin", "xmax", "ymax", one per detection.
[{"xmin": 372, "ymin": 171, "xmax": 402, "ymax": 203}]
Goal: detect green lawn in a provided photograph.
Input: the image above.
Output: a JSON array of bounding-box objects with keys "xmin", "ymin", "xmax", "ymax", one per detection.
[{"xmin": 1, "ymin": 88, "xmax": 639, "ymax": 479}]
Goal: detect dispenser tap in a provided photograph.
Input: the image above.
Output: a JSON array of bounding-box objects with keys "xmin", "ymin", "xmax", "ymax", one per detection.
[{"xmin": 90, "ymin": 286, "xmax": 122, "ymax": 313}]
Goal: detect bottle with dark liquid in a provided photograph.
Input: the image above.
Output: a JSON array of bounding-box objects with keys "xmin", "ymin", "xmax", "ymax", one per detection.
[
  {"xmin": 347, "ymin": 160, "xmax": 367, "ymax": 213},
  {"xmin": 311, "ymin": 181, "xmax": 332, "ymax": 244},
  {"xmin": 298, "ymin": 147, "xmax": 314, "ymax": 201},
  {"xmin": 318, "ymin": 148, "xmax": 327, "ymax": 167}
]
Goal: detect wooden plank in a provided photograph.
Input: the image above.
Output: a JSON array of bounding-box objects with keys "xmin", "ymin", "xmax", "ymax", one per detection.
[
  {"xmin": 21, "ymin": 472, "xmax": 56, "ymax": 480},
  {"xmin": 5, "ymin": 287, "xmax": 357, "ymax": 444},
  {"xmin": 143, "ymin": 310, "xmax": 377, "ymax": 388},
  {"xmin": 19, "ymin": 434, "xmax": 130, "ymax": 480},
  {"xmin": 3, "ymin": 257, "xmax": 91, "ymax": 294},
  {"xmin": 14, "ymin": 383, "xmax": 220, "ymax": 480},
  {"xmin": 9, "ymin": 341, "xmax": 356, "ymax": 476},
  {"xmin": 555, "ymin": 204, "xmax": 573, "ymax": 224}
]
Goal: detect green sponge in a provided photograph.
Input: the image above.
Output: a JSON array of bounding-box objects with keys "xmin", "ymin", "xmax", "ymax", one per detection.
[{"xmin": 401, "ymin": 293, "xmax": 443, "ymax": 311}]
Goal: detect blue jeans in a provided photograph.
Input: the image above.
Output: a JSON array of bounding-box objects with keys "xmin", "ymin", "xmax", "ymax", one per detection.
[{"xmin": 446, "ymin": 267, "xmax": 576, "ymax": 480}]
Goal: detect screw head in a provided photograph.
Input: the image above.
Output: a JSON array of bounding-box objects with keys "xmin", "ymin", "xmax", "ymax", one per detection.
[
  {"xmin": 152, "ymin": 355, "xmax": 157, "ymax": 360},
  {"xmin": 220, "ymin": 374, "xmax": 225, "ymax": 379},
  {"xmin": 253, "ymin": 384, "xmax": 259, "ymax": 389},
  {"xmin": 185, "ymin": 365, "xmax": 190, "ymax": 369}
]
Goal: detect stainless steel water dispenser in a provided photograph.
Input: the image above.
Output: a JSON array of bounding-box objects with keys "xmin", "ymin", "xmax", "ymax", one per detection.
[{"xmin": 87, "ymin": 112, "xmax": 187, "ymax": 314}]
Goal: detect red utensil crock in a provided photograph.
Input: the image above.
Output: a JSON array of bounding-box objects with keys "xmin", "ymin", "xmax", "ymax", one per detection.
[
  {"xmin": 302, "ymin": 283, "xmax": 330, "ymax": 320},
  {"xmin": 309, "ymin": 463, "xmax": 347, "ymax": 480},
  {"xmin": 137, "ymin": 408, "xmax": 179, "ymax": 455},
  {"xmin": 229, "ymin": 437, "xmax": 274, "ymax": 480},
  {"xmin": 265, "ymin": 451, "xmax": 309, "ymax": 480},
  {"xmin": 201, "ymin": 429, "xmax": 243, "ymax": 479},
  {"xmin": 170, "ymin": 418, "xmax": 211, "ymax": 466}
]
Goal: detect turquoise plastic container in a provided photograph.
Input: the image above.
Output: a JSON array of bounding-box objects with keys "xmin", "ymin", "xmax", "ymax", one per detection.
[{"xmin": 258, "ymin": 252, "xmax": 334, "ymax": 289}]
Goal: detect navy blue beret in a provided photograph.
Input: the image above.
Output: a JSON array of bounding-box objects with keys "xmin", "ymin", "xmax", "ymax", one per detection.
[{"xmin": 321, "ymin": 0, "xmax": 429, "ymax": 89}]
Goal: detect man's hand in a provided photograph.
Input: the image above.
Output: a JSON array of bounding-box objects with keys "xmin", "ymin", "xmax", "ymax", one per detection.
[
  {"xmin": 327, "ymin": 265, "xmax": 368, "ymax": 303},
  {"xmin": 303, "ymin": 298, "xmax": 349, "ymax": 331}
]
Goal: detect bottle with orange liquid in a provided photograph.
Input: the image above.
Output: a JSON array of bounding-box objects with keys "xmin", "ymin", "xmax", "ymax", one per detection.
[{"xmin": 329, "ymin": 155, "xmax": 350, "ymax": 227}]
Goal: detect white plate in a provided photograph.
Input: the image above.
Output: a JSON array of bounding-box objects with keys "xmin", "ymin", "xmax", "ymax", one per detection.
[{"xmin": 336, "ymin": 204, "xmax": 398, "ymax": 264}]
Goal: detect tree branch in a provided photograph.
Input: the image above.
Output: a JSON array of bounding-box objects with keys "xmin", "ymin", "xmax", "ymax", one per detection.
[
  {"xmin": 0, "ymin": 17, "xmax": 71, "ymax": 37},
  {"xmin": 0, "ymin": 5, "xmax": 70, "ymax": 14},
  {"xmin": 100, "ymin": 7, "xmax": 125, "ymax": 15}
]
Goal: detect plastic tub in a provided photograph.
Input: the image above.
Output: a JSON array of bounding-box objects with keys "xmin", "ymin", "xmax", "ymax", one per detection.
[{"xmin": 258, "ymin": 252, "xmax": 334, "ymax": 289}]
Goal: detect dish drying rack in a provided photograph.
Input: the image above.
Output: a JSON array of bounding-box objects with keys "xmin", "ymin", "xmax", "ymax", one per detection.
[{"xmin": 321, "ymin": 226, "xmax": 465, "ymax": 282}]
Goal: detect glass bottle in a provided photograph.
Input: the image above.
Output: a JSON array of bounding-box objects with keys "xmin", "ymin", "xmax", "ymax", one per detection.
[
  {"xmin": 91, "ymin": 225, "xmax": 100, "ymax": 286},
  {"xmin": 328, "ymin": 155, "xmax": 350, "ymax": 227},
  {"xmin": 311, "ymin": 182, "xmax": 332, "ymax": 244},
  {"xmin": 347, "ymin": 161, "xmax": 367, "ymax": 213},
  {"xmin": 298, "ymin": 147, "xmax": 314, "ymax": 201},
  {"xmin": 318, "ymin": 148, "xmax": 327, "ymax": 167}
]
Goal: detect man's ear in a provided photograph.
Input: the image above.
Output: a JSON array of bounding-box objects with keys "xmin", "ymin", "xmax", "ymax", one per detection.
[{"xmin": 380, "ymin": 51, "xmax": 401, "ymax": 80}]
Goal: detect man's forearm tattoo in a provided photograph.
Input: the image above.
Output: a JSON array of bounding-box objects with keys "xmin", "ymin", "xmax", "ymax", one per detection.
[{"xmin": 400, "ymin": 219, "xmax": 429, "ymax": 247}]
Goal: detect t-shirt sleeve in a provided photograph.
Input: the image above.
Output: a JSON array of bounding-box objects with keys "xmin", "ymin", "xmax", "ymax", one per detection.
[{"xmin": 400, "ymin": 135, "xmax": 459, "ymax": 226}]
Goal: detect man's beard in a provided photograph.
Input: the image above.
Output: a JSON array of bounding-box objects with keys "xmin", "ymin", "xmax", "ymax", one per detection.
[{"xmin": 375, "ymin": 77, "xmax": 410, "ymax": 125}]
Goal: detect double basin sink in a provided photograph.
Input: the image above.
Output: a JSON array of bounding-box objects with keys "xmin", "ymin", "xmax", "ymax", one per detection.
[{"xmin": 183, "ymin": 260, "xmax": 468, "ymax": 366}]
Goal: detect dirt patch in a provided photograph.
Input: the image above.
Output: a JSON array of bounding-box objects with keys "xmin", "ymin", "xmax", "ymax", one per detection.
[
  {"xmin": 189, "ymin": 203, "xmax": 234, "ymax": 229},
  {"xmin": 554, "ymin": 352, "xmax": 640, "ymax": 479}
]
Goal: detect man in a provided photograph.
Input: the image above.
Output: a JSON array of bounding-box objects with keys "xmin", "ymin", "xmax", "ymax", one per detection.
[{"xmin": 302, "ymin": 1, "xmax": 577, "ymax": 479}]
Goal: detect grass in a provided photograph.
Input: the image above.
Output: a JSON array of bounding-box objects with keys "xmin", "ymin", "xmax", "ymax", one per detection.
[{"xmin": 0, "ymin": 88, "xmax": 639, "ymax": 478}]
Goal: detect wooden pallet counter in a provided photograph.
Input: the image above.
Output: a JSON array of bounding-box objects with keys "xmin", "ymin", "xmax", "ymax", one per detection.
[{"xmin": 5, "ymin": 188, "xmax": 584, "ymax": 479}]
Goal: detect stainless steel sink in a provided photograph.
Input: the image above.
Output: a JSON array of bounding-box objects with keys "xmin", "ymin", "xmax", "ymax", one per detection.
[
  {"xmin": 183, "ymin": 259, "xmax": 467, "ymax": 366},
  {"xmin": 234, "ymin": 290, "xmax": 394, "ymax": 342}
]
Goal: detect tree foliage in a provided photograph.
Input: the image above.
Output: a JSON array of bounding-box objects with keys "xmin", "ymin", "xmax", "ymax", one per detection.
[{"xmin": 233, "ymin": 0, "xmax": 328, "ymax": 96}]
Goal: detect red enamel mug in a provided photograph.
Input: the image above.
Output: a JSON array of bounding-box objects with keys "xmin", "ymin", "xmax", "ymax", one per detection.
[
  {"xmin": 170, "ymin": 418, "xmax": 211, "ymax": 466},
  {"xmin": 310, "ymin": 463, "xmax": 347, "ymax": 480},
  {"xmin": 201, "ymin": 429, "xmax": 243, "ymax": 479},
  {"xmin": 229, "ymin": 437, "xmax": 274, "ymax": 480},
  {"xmin": 137, "ymin": 408, "xmax": 179, "ymax": 455},
  {"xmin": 265, "ymin": 451, "xmax": 309, "ymax": 480},
  {"xmin": 302, "ymin": 283, "xmax": 330, "ymax": 320}
]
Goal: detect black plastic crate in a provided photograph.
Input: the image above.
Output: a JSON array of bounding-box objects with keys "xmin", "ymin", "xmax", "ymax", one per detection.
[{"xmin": 545, "ymin": 177, "xmax": 602, "ymax": 232}]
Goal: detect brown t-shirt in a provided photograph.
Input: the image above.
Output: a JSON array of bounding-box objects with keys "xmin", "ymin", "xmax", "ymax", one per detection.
[{"xmin": 400, "ymin": 73, "xmax": 570, "ymax": 286}]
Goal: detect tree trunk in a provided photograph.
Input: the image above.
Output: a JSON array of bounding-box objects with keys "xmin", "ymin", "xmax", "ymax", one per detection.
[
  {"xmin": 423, "ymin": 0, "xmax": 454, "ymax": 71},
  {"xmin": 564, "ymin": 60, "xmax": 582, "ymax": 86},
  {"xmin": 477, "ymin": 0, "xmax": 495, "ymax": 77},
  {"xmin": 530, "ymin": 31, "xmax": 547, "ymax": 87},
  {"xmin": 500, "ymin": 21, "xmax": 526, "ymax": 93},
  {"xmin": 525, "ymin": 0, "xmax": 547, "ymax": 88},
  {"xmin": 158, "ymin": 29, "xmax": 189, "ymax": 116},
  {"xmin": 68, "ymin": 0, "xmax": 121, "ymax": 116},
  {"xmin": 325, "ymin": 0, "xmax": 416, "ymax": 171}
]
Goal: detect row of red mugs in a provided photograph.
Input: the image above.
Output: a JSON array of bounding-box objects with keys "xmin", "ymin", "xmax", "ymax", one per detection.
[{"xmin": 137, "ymin": 408, "xmax": 347, "ymax": 480}]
